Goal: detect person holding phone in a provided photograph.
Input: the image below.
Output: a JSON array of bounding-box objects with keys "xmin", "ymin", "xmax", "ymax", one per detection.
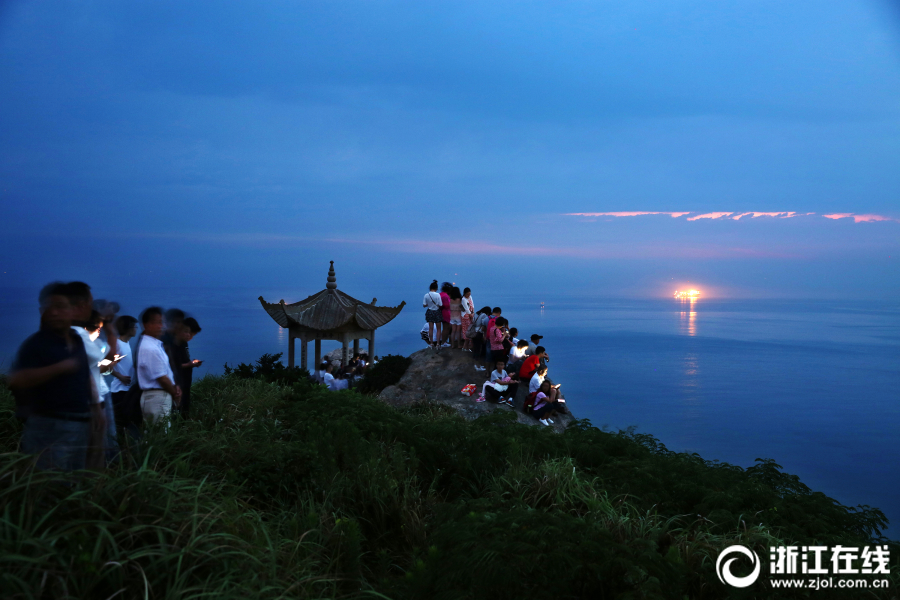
[{"xmin": 175, "ymin": 317, "xmax": 202, "ymax": 417}]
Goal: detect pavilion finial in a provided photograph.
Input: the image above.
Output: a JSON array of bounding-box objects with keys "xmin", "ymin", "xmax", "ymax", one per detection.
[{"xmin": 326, "ymin": 260, "xmax": 337, "ymax": 290}]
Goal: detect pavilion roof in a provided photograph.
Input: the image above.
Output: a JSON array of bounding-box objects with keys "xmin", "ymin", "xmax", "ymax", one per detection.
[{"xmin": 259, "ymin": 261, "xmax": 405, "ymax": 332}]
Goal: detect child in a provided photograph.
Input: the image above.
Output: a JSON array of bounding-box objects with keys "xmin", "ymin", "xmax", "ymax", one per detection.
[{"xmin": 476, "ymin": 359, "xmax": 519, "ymax": 408}]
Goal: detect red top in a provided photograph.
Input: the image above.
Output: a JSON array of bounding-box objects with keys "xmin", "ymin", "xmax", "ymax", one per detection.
[
  {"xmin": 485, "ymin": 315, "xmax": 497, "ymax": 341},
  {"xmin": 519, "ymin": 355, "xmax": 541, "ymax": 379}
]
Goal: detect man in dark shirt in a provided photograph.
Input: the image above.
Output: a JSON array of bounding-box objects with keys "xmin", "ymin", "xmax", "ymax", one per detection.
[
  {"xmin": 9, "ymin": 282, "xmax": 97, "ymax": 471},
  {"xmin": 174, "ymin": 317, "xmax": 202, "ymax": 417}
]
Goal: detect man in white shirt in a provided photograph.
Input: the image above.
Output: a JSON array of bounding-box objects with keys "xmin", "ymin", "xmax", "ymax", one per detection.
[
  {"xmin": 322, "ymin": 363, "xmax": 336, "ymax": 390},
  {"xmin": 137, "ymin": 307, "xmax": 181, "ymax": 425},
  {"xmin": 110, "ymin": 315, "xmax": 137, "ymax": 417}
]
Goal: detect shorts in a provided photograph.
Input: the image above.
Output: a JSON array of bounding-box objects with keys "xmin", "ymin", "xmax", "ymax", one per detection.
[
  {"xmin": 425, "ymin": 309, "xmax": 443, "ymax": 324},
  {"xmin": 450, "ymin": 318, "xmax": 462, "ymax": 325}
]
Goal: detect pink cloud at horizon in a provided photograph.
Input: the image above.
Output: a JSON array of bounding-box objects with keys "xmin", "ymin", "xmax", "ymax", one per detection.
[
  {"xmin": 565, "ymin": 211, "xmax": 691, "ymax": 218},
  {"xmin": 686, "ymin": 212, "xmax": 734, "ymax": 221},
  {"xmin": 730, "ymin": 212, "xmax": 814, "ymax": 220},
  {"xmin": 823, "ymin": 213, "xmax": 897, "ymax": 223}
]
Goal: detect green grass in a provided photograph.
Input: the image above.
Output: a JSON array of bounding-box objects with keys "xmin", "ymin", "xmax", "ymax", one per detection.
[{"xmin": 0, "ymin": 370, "xmax": 896, "ymax": 599}]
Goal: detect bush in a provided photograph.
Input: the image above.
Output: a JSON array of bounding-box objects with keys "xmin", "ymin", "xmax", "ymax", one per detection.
[
  {"xmin": 223, "ymin": 352, "xmax": 310, "ymax": 386},
  {"xmin": 2, "ymin": 355, "xmax": 897, "ymax": 599},
  {"xmin": 355, "ymin": 354, "xmax": 412, "ymax": 395}
]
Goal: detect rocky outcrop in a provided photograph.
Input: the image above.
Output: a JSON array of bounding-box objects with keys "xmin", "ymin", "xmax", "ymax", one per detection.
[{"xmin": 378, "ymin": 348, "xmax": 575, "ymax": 431}]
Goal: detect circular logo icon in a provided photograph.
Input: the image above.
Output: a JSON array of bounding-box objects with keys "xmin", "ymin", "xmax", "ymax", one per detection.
[{"xmin": 716, "ymin": 545, "xmax": 761, "ymax": 588}]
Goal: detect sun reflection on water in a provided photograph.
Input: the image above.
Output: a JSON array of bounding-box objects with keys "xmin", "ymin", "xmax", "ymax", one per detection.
[{"xmin": 679, "ymin": 296, "xmax": 697, "ymax": 337}]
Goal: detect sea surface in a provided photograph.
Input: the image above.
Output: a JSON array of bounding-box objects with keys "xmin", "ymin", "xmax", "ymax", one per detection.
[{"xmin": 1, "ymin": 285, "xmax": 898, "ymax": 538}]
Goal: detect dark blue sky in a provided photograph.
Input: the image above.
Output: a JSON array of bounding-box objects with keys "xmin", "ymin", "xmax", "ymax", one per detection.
[{"xmin": 1, "ymin": 0, "xmax": 898, "ymax": 299}]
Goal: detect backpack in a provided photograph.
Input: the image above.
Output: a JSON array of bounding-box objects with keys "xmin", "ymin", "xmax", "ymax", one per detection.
[
  {"xmin": 466, "ymin": 318, "xmax": 479, "ymax": 338},
  {"xmin": 523, "ymin": 391, "xmax": 538, "ymax": 414}
]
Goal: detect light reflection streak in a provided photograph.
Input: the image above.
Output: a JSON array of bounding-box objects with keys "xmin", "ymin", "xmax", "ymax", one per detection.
[{"xmin": 678, "ymin": 296, "xmax": 697, "ymax": 337}]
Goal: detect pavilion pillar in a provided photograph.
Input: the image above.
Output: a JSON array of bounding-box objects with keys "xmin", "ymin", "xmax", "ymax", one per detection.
[
  {"xmin": 300, "ymin": 340, "xmax": 308, "ymax": 371},
  {"xmin": 353, "ymin": 338, "xmax": 360, "ymax": 356},
  {"xmin": 341, "ymin": 337, "xmax": 349, "ymax": 368},
  {"xmin": 314, "ymin": 339, "xmax": 321, "ymax": 369},
  {"xmin": 368, "ymin": 331, "xmax": 375, "ymax": 360},
  {"xmin": 288, "ymin": 330, "xmax": 295, "ymax": 369}
]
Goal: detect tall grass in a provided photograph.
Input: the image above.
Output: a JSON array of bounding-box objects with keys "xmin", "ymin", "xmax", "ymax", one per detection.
[{"xmin": 0, "ymin": 371, "xmax": 897, "ymax": 599}]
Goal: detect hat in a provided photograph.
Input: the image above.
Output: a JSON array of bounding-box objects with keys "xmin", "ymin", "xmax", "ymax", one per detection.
[{"xmin": 531, "ymin": 334, "xmax": 543, "ymax": 341}]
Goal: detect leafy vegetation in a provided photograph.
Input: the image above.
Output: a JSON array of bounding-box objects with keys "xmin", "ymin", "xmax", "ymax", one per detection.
[
  {"xmin": 223, "ymin": 352, "xmax": 311, "ymax": 386},
  {"xmin": 355, "ymin": 354, "xmax": 412, "ymax": 395},
  {"xmin": 0, "ymin": 359, "xmax": 896, "ymax": 599}
]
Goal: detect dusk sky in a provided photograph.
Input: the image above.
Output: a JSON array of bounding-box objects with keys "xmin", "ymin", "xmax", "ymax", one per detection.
[{"xmin": 1, "ymin": 0, "xmax": 899, "ymax": 299}]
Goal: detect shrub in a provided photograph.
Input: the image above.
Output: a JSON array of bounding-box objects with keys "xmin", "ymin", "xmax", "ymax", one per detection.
[
  {"xmin": 223, "ymin": 352, "xmax": 310, "ymax": 386},
  {"xmin": 355, "ymin": 354, "xmax": 412, "ymax": 395}
]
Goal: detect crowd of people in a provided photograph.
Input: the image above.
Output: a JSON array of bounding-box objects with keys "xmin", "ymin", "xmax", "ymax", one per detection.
[
  {"xmin": 310, "ymin": 353, "xmax": 375, "ymax": 390},
  {"xmin": 423, "ymin": 279, "xmax": 567, "ymax": 426},
  {"xmin": 7, "ymin": 278, "xmax": 567, "ymax": 473},
  {"xmin": 8, "ymin": 281, "xmax": 203, "ymax": 472}
]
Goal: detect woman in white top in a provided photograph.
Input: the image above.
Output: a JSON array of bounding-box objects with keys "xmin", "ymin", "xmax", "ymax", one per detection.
[
  {"xmin": 529, "ymin": 365, "xmax": 562, "ymax": 404},
  {"xmin": 423, "ymin": 280, "xmax": 443, "ymax": 351}
]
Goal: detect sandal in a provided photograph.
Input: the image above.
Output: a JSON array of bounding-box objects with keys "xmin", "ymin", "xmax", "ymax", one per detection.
[{"xmin": 475, "ymin": 395, "xmax": 486, "ymax": 403}]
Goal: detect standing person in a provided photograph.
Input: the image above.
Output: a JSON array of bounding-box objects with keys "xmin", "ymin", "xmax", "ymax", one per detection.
[
  {"xmin": 460, "ymin": 288, "xmax": 475, "ymax": 351},
  {"xmin": 487, "ymin": 316, "xmax": 510, "ymax": 372},
  {"xmin": 110, "ymin": 315, "xmax": 137, "ymax": 429},
  {"xmin": 162, "ymin": 308, "xmax": 185, "ymax": 389},
  {"xmin": 66, "ymin": 282, "xmax": 115, "ymax": 469},
  {"xmin": 175, "ymin": 317, "xmax": 202, "ymax": 417},
  {"xmin": 84, "ymin": 311, "xmax": 121, "ymax": 464},
  {"xmin": 484, "ymin": 307, "xmax": 502, "ymax": 368},
  {"xmin": 471, "ymin": 307, "xmax": 491, "ymax": 369},
  {"xmin": 440, "ymin": 282, "xmax": 453, "ymax": 347},
  {"xmin": 448, "ymin": 287, "xmax": 463, "ymax": 349},
  {"xmin": 9, "ymin": 283, "xmax": 97, "ymax": 471},
  {"xmin": 423, "ymin": 280, "xmax": 443, "ymax": 351},
  {"xmin": 137, "ymin": 307, "xmax": 181, "ymax": 426}
]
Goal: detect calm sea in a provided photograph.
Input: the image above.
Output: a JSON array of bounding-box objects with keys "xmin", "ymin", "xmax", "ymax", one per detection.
[{"xmin": 1, "ymin": 285, "xmax": 897, "ymax": 538}]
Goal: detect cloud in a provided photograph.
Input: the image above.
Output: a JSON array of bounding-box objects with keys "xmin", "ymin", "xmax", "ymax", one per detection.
[
  {"xmin": 565, "ymin": 212, "xmax": 691, "ymax": 218},
  {"xmin": 564, "ymin": 211, "xmax": 897, "ymax": 224},
  {"xmin": 730, "ymin": 212, "xmax": 813, "ymax": 220},
  {"xmin": 686, "ymin": 212, "xmax": 734, "ymax": 220},
  {"xmin": 823, "ymin": 213, "xmax": 897, "ymax": 223}
]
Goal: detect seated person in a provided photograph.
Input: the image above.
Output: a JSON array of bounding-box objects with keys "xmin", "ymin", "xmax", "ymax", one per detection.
[
  {"xmin": 477, "ymin": 359, "xmax": 518, "ymax": 407},
  {"xmin": 533, "ymin": 380, "xmax": 562, "ymax": 426},
  {"xmin": 333, "ymin": 368, "xmax": 350, "ymax": 391},
  {"xmin": 312, "ymin": 362, "xmax": 328, "ymax": 384},
  {"xmin": 529, "ymin": 365, "xmax": 563, "ymax": 408},
  {"xmin": 526, "ymin": 334, "xmax": 543, "ymax": 355},
  {"xmin": 322, "ymin": 364, "xmax": 336, "ymax": 390},
  {"xmin": 507, "ymin": 339, "xmax": 529, "ymax": 374},
  {"xmin": 519, "ymin": 345, "xmax": 548, "ymax": 381}
]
